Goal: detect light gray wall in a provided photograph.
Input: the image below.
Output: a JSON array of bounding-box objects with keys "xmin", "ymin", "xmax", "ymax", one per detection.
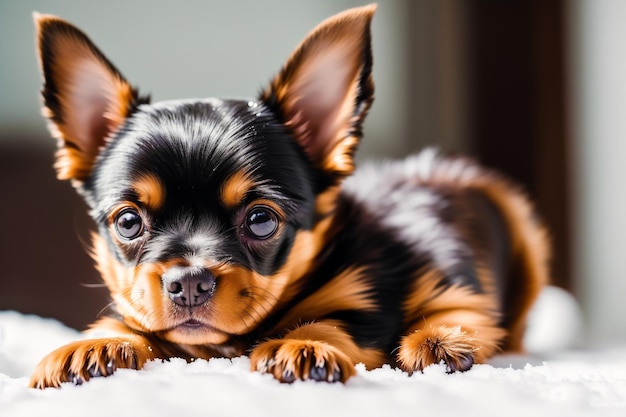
[
  {"xmin": 570, "ymin": 0, "xmax": 626, "ymax": 345},
  {"xmin": 0, "ymin": 0, "xmax": 412, "ymax": 159}
]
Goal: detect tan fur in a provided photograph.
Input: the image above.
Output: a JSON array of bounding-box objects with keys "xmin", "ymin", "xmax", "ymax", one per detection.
[
  {"xmin": 221, "ymin": 171, "xmax": 256, "ymax": 208},
  {"xmin": 315, "ymin": 185, "xmax": 342, "ymax": 217},
  {"xmin": 273, "ymin": 214, "xmax": 337, "ymax": 302},
  {"xmin": 403, "ymin": 269, "xmax": 500, "ymax": 327},
  {"xmin": 92, "ymin": 234, "xmax": 256, "ymax": 344},
  {"xmin": 271, "ymin": 267, "xmax": 378, "ymax": 333},
  {"xmin": 132, "ymin": 174, "xmax": 166, "ymax": 212}
]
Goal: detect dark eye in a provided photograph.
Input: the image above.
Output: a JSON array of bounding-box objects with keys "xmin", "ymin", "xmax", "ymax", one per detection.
[
  {"xmin": 244, "ymin": 206, "xmax": 278, "ymax": 239},
  {"xmin": 115, "ymin": 208, "xmax": 144, "ymax": 240}
]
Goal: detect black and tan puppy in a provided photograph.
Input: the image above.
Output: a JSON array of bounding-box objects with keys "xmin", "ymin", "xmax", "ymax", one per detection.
[{"xmin": 30, "ymin": 5, "xmax": 549, "ymax": 388}]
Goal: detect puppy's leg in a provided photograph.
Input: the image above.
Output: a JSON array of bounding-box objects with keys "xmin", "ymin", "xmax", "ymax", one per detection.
[
  {"xmin": 29, "ymin": 321, "xmax": 157, "ymax": 389},
  {"xmin": 250, "ymin": 320, "xmax": 383, "ymax": 383},
  {"xmin": 397, "ymin": 303, "xmax": 505, "ymax": 373}
]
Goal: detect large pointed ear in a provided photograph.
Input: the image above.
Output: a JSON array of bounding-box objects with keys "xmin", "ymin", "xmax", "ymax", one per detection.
[
  {"xmin": 260, "ymin": 4, "xmax": 376, "ymax": 183},
  {"xmin": 34, "ymin": 13, "xmax": 147, "ymax": 183}
]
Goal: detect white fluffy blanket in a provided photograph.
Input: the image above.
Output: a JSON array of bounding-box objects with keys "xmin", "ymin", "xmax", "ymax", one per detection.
[{"xmin": 1, "ymin": 305, "xmax": 625, "ymax": 417}]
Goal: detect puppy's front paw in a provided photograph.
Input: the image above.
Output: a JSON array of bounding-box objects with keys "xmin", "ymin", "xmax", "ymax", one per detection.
[
  {"xmin": 250, "ymin": 339, "xmax": 356, "ymax": 383},
  {"xmin": 397, "ymin": 326, "xmax": 478, "ymax": 373},
  {"xmin": 29, "ymin": 337, "xmax": 154, "ymax": 389}
]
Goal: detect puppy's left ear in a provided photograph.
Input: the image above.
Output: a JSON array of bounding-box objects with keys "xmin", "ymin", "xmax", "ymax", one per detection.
[
  {"xmin": 34, "ymin": 13, "xmax": 146, "ymax": 183},
  {"xmin": 261, "ymin": 4, "xmax": 376, "ymax": 184}
]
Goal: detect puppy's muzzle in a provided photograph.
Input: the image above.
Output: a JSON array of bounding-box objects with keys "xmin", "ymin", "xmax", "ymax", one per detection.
[{"xmin": 162, "ymin": 267, "xmax": 216, "ymax": 308}]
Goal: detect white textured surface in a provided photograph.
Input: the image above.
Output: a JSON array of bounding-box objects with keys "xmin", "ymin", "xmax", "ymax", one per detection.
[{"xmin": 1, "ymin": 304, "xmax": 625, "ymax": 417}]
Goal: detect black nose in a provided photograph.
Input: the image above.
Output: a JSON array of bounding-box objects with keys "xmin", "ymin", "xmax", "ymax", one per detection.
[{"xmin": 162, "ymin": 267, "xmax": 215, "ymax": 307}]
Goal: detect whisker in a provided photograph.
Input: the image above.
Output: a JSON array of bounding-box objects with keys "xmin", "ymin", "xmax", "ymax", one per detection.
[
  {"xmin": 245, "ymin": 300, "xmax": 265, "ymax": 324},
  {"xmin": 81, "ymin": 282, "xmax": 108, "ymax": 288},
  {"xmin": 249, "ymin": 295, "xmax": 272, "ymax": 319},
  {"xmin": 242, "ymin": 286, "xmax": 278, "ymax": 319},
  {"xmin": 96, "ymin": 302, "xmax": 116, "ymax": 318},
  {"xmin": 236, "ymin": 311, "xmax": 253, "ymax": 332}
]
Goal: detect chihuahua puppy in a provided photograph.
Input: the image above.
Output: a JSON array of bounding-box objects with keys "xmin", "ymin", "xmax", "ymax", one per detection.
[{"xmin": 30, "ymin": 5, "xmax": 548, "ymax": 388}]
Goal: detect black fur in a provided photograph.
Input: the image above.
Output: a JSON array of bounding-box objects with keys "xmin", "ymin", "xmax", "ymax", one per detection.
[{"xmin": 84, "ymin": 99, "xmax": 318, "ymax": 277}]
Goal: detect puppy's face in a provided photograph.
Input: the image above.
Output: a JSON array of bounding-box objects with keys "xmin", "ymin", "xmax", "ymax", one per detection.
[
  {"xmin": 34, "ymin": 6, "xmax": 375, "ymax": 345},
  {"xmin": 88, "ymin": 99, "xmax": 316, "ymax": 344}
]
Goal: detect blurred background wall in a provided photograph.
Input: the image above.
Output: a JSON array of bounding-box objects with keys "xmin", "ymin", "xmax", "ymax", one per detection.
[{"xmin": 0, "ymin": 0, "xmax": 623, "ymax": 347}]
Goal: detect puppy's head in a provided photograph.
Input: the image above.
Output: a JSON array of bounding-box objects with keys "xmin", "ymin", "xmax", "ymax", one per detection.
[{"xmin": 34, "ymin": 5, "xmax": 375, "ymax": 346}]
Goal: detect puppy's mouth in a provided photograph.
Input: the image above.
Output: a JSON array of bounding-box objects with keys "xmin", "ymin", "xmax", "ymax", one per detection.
[
  {"xmin": 163, "ymin": 316, "xmax": 230, "ymax": 345},
  {"xmin": 179, "ymin": 319, "xmax": 205, "ymax": 329},
  {"xmin": 169, "ymin": 318, "xmax": 211, "ymax": 331}
]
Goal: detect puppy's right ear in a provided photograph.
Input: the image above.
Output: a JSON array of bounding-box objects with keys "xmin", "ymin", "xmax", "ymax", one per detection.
[{"xmin": 34, "ymin": 13, "xmax": 147, "ymax": 183}]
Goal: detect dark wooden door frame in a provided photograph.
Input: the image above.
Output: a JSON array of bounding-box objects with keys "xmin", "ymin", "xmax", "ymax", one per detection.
[{"xmin": 468, "ymin": 0, "xmax": 571, "ymax": 290}]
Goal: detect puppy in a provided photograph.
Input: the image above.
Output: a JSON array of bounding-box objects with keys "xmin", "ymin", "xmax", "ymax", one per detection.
[{"xmin": 29, "ymin": 5, "xmax": 549, "ymax": 388}]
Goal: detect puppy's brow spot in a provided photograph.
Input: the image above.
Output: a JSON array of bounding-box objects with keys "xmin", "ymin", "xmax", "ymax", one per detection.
[
  {"xmin": 133, "ymin": 173, "xmax": 166, "ymax": 212},
  {"xmin": 221, "ymin": 171, "xmax": 255, "ymax": 208}
]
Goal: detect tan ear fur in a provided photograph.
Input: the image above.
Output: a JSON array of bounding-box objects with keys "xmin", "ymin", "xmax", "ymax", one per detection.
[
  {"xmin": 34, "ymin": 13, "xmax": 145, "ymax": 183},
  {"xmin": 261, "ymin": 4, "xmax": 376, "ymax": 181}
]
